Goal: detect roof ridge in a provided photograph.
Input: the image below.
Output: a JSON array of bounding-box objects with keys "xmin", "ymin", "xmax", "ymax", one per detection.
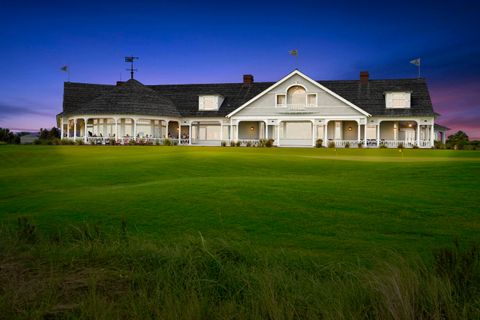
[{"xmin": 66, "ymin": 77, "xmax": 426, "ymax": 88}]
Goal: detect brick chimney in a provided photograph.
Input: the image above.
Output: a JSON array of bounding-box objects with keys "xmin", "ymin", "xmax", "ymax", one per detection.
[
  {"xmin": 243, "ymin": 74, "xmax": 254, "ymax": 85},
  {"xmin": 360, "ymin": 71, "xmax": 369, "ymax": 84}
]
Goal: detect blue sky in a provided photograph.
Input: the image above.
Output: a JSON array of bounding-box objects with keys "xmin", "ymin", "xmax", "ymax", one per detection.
[{"xmin": 1, "ymin": 0, "xmax": 479, "ymax": 137}]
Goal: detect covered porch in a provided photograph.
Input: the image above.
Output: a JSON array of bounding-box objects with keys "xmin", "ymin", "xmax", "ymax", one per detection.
[
  {"xmin": 231, "ymin": 119, "xmax": 366, "ymax": 147},
  {"xmin": 323, "ymin": 120, "xmax": 365, "ymax": 147},
  {"xmin": 190, "ymin": 120, "xmax": 229, "ymax": 146},
  {"xmin": 62, "ymin": 117, "xmax": 193, "ymax": 145},
  {"xmin": 375, "ymin": 120, "xmax": 434, "ymax": 148}
]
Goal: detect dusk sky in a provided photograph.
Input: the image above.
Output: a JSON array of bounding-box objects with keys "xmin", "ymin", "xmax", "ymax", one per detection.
[{"xmin": 1, "ymin": 1, "xmax": 479, "ymax": 137}]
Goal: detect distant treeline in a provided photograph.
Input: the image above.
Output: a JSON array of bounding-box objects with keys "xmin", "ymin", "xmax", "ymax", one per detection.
[
  {"xmin": 442, "ymin": 131, "xmax": 480, "ymax": 150},
  {"xmin": 0, "ymin": 127, "xmax": 59, "ymax": 145},
  {"xmin": 0, "ymin": 128, "xmax": 21, "ymax": 144}
]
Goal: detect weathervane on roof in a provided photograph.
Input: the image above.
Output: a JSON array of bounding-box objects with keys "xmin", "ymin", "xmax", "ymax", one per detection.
[
  {"xmin": 125, "ymin": 56, "xmax": 139, "ymax": 79},
  {"xmin": 289, "ymin": 49, "xmax": 299, "ymax": 69}
]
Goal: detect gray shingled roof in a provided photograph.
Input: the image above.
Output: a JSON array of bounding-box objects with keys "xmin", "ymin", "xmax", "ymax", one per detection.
[
  {"xmin": 64, "ymin": 79, "xmax": 179, "ymax": 117},
  {"xmin": 60, "ymin": 77, "xmax": 435, "ymax": 118}
]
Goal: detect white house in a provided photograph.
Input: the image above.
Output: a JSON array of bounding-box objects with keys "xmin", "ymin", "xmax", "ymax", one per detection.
[{"xmin": 57, "ymin": 69, "xmax": 447, "ymax": 148}]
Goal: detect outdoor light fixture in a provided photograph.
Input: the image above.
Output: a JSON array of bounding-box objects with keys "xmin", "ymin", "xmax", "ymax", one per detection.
[
  {"xmin": 250, "ymin": 126, "xmax": 254, "ymax": 131},
  {"xmin": 408, "ymin": 123, "xmax": 413, "ymax": 127},
  {"xmin": 348, "ymin": 127, "xmax": 352, "ymax": 131}
]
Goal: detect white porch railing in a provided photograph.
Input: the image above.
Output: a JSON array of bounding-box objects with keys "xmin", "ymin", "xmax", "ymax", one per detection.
[
  {"xmin": 418, "ymin": 140, "xmax": 432, "ymax": 148},
  {"xmin": 380, "ymin": 140, "xmax": 432, "ymax": 148},
  {"xmin": 82, "ymin": 137, "xmax": 192, "ymax": 145},
  {"xmin": 277, "ymin": 104, "xmax": 317, "ymax": 113}
]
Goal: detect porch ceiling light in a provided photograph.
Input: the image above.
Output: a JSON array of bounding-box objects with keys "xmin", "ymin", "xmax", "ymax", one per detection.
[
  {"xmin": 250, "ymin": 126, "xmax": 254, "ymax": 131},
  {"xmin": 408, "ymin": 123, "xmax": 413, "ymax": 127},
  {"xmin": 348, "ymin": 126, "xmax": 352, "ymax": 131}
]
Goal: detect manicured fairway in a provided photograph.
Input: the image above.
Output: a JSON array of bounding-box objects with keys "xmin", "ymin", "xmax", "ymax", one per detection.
[{"xmin": 1, "ymin": 145, "xmax": 479, "ymax": 261}]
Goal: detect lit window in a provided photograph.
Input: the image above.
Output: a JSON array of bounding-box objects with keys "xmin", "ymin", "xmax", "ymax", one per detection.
[{"xmin": 287, "ymin": 86, "xmax": 306, "ymax": 105}]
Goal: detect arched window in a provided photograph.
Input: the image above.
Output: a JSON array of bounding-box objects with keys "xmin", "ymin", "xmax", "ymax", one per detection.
[{"xmin": 287, "ymin": 85, "xmax": 306, "ymax": 105}]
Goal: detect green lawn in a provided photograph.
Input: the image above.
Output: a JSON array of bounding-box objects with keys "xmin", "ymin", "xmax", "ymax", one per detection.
[{"xmin": 1, "ymin": 145, "xmax": 479, "ymax": 262}]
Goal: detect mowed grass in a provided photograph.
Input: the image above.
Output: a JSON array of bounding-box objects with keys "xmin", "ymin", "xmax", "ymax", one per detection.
[
  {"xmin": 1, "ymin": 145, "xmax": 480, "ymax": 319},
  {"xmin": 0, "ymin": 145, "xmax": 479, "ymax": 261}
]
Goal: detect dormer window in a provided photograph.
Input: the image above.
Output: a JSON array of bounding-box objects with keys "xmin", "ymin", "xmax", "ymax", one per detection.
[
  {"xmin": 385, "ymin": 92, "xmax": 411, "ymax": 109},
  {"xmin": 199, "ymin": 95, "xmax": 224, "ymax": 111}
]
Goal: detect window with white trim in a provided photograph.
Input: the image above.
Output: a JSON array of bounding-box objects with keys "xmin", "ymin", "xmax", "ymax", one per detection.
[
  {"xmin": 276, "ymin": 94, "xmax": 286, "ymax": 107},
  {"xmin": 385, "ymin": 92, "xmax": 411, "ymax": 109},
  {"xmin": 199, "ymin": 95, "xmax": 224, "ymax": 111},
  {"xmin": 287, "ymin": 86, "xmax": 306, "ymax": 105},
  {"xmin": 307, "ymin": 93, "xmax": 317, "ymax": 107}
]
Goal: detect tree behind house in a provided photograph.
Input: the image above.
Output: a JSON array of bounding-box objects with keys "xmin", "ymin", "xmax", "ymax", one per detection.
[{"xmin": 446, "ymin": 131, "xmax": 469, "ymax": 150}]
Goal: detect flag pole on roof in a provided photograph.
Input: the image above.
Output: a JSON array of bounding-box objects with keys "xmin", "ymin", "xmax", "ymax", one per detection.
[
  {"xmin": 125, "ymin": 56, "xmax": 139, "ymax": 79},
  {"xmin": 289, "ymin": 49, "xmax": 299, "ymax": 69},
  {"xmin": 60, "ymin": 65, "xmax": 70, "ymax": 82},
  {"xmin": 410, "ymin": 58, "xmax": 421, "ymax": 78}
]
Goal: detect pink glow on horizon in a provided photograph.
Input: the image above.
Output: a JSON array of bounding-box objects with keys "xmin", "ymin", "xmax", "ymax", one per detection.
[{"xmin": 429, "ymin": 80, "xmax": 480, "ymax": 139}]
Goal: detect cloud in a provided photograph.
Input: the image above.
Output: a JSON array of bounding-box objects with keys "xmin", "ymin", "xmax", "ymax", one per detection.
[{"xmin": 0, "ymin": 102, "xmax": 54, "ymax": 118}]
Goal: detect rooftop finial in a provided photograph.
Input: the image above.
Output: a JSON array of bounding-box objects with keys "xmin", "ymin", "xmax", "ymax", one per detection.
[{"xmin": 125, "ymin": 56, "xmax": 139, "ymax": 79}]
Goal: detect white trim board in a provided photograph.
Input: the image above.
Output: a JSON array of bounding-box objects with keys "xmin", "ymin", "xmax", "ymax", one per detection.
[{"xmin": 226, "ymin": 70, "xmax": 371, "ymax": 117}]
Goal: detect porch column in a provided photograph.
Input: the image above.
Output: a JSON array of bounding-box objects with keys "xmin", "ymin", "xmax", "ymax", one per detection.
[
  {"xmin": 265, "ymin": 121, "xmax": 268, "ymax": 139},
  {"xmin": 220, "ymin": 122, "xmax": 223, "ymax": 141},
  {"xmin": 133, "ymin": 118, "xmax": 137, "ymax": 139},
  {"xmin": 73, "ymin": 119, "xmax": 77, "ymax": 141},
  {"xmin": 114, "ymin": 118, "xmax": 118, "ymax": 141},
  {"xmin": 229, "ymin": 124, "xmax": 233, "ymax": 142},
  {"xmin": 357, "ymin": 121, "xmax": 361, "ymax": 142},
  {"xmin": 277, "ymin": 121, "xmax": 281, "ymax": 147},
  {"xmin": 60, "ymin": 118, "xmax": 64, "ymax": 139},
  {"xmin": 188, "ymin": 123, "xmax": 192, "ymax": 145},
  {"xmin": 430, "ymin": 124, "xmax": 435, "ymax": 147},
  {"xmin": 178, "ymin": 121, "xmax": 181, "ymax": 141},
  {"xmin": 416, "ymin": 124, "xmax": 420, "ymax": 146},
  {"xmin": 324, "ymin": 121, "xmax": 329, "ymax": 147},
  {"xmin": 235, "ymin": 123, "xmax": 239, "ymax": 142},
  {"xmin": 364, "ymin": 124, "xmax": 367, "ymax": 147},
  {"xmin": 165, "ymin": 120, "xmax": 169, "ymax": 138},
  {"xmin": 393, "ymin": 122, "xmax": 398, "ymax": 141},
  {"xmin": 103, "ymin": 118, "xmax": 107, "ymax": 138},
  {"xmin": 311, "ymin": 121, "xmax": 316, "ymax": 147},
  {"xmin": 376, "ymin": 123, "xmax": 380, "ymax": 147},
  {"xmin": 84, "ymin": 118, "xmax": 88, "ymax": 143}
]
